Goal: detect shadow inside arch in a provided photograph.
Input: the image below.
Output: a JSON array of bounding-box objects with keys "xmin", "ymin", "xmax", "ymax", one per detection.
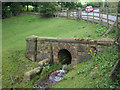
[{"xmin": 58, "ymin": 49, "xmax": 72, "ymax": 65}]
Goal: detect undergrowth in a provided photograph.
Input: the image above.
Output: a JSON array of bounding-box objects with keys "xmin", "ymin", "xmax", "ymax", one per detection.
[{"xmin": 52, "ymin": 45, "xmax": 119, "ymax": 88}]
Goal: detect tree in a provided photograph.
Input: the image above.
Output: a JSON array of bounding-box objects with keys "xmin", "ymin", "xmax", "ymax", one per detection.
[
  {"xmin": 118, "ymin": 1, "xmax": 120, "ymax": 13},
  {"xmin": 76, "ymin": 2, "xmax": 82, "ymax": 8},
  {"xmin": 10, "ymin": 2, "xmax": 23, "ymax": 16},
  {"xmin": 32, "ymin": 2, "xmax": 40, "ymax": 12},
  {"xmin": 40, "ymin": 2, "xmax": 58, "ymax": 17},
  {"xmin": 2, "ymin": 2, "xmax": 12, "ymax": 18}
]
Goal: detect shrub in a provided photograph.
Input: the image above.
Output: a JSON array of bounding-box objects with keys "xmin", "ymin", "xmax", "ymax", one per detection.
[
  {"xmin": 2, "ymin": 3, "xmax": 12, "ymax": 19},
  {"xmin": 10, "ymin": 2, "xmax": 23, "ymax": 16},
  {"xmin": 40, "ymin": 2, "xmax": 58, "ymax": 17},
  {"xmin": 95, "ymin": 24, "xmax": 107, "ymax": 36},
  {"xmin": 118, "ymin": 1, "xmax": 120, "ymax": 13}
]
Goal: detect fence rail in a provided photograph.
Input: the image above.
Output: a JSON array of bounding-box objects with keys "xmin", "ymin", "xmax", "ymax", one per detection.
[{"xmin": 55, "ymin": 7, "xmax": 120, "ymax": 30}]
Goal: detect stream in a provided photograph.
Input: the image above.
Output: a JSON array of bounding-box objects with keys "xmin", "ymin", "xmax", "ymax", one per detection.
[{"xmin": 34, "ymin": 65, "xmax": 68, "ymax": 88}]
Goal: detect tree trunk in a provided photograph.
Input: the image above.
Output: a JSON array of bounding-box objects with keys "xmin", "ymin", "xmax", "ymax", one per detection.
[{"xmin": 27, "ymin": 3, "xmax": 28, "ymax": 12}]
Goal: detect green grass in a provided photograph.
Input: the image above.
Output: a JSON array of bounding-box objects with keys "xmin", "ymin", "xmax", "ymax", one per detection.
[
  {"xmin": 52, "ymin": 45, "xmax": 119, "ymax": 88},
  {"xmin": 2, "ymin": 15, "xmax": 116, "ymax": 88}
]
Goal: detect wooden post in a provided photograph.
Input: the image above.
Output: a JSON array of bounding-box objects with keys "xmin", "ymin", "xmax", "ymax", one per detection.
[
  {"xmin": 107, "ymin": 7, "xmax": 109, "ymax": 28},
  {"xmin": 93, "ymin": 8, "xmax": 94, "ymax": 23},
  {"xmin": 87, "ymin": 8, "xmax": 88, "ymax": 22},
  {"xmin": 67, "ymin": 8, "xmax": 69, "ymax": 19},
  {"xmin": 73, "ymin": 12, "xmax": 74, "ymax": 19},
  {"xmin": 103, "ymin": 20, "xmax": 117, "ymax": 36},
  {"xmin": 81, "ymin": 8, "xmax": 82, "ymax": 19},
  {"xmin": 99, "ymin": 8, "xmax": 101, "ymax": 24},
  {"xmin": 116, "ymin": 7, "xmax": 118, "ymax": 35},
  {"xmin": 101, "ymin": 8, "xmax": 103, "ymax": 25},
  {"xmin": 77, "ymin": 7, "xmax": 81, "ymax": 20}
]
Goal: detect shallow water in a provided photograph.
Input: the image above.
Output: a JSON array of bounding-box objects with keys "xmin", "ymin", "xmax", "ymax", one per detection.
[{"xmin": 34, "ymin": 65, "xmax": 68, "ymax": 88}]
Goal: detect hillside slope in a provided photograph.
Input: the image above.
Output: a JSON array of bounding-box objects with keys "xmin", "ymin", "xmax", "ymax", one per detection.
[{"xmin": 52, "ymin": 45, "xmax": 119, "ymax": 88}]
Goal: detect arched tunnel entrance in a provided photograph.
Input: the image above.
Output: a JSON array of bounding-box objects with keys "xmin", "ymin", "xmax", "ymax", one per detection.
[{"xmin": 58, "ymin": 49, "xmax": 72, "ymax": 64}]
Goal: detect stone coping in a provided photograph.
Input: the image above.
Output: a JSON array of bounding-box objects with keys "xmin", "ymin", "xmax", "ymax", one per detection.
[{"xmin": 26, "ymin": 35, "xmax": 115, "ymax": 45}]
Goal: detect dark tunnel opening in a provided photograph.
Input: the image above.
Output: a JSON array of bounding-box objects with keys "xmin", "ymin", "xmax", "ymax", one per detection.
[{"xmin": 58, "ymin": 49, "xmax": 72, "ymax": 64}]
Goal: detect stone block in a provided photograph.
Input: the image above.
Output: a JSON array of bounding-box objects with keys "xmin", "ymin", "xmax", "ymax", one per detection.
[
  {"xmin": 38, "ymin": 58, "xmax": 50, "ymax": 66},
  {"xmin": 78, "ymin": 52, "xmax": 82, "ymax": 56},
  {"xmin": 36, "ymin": 53, "xmax": 50, "ymax": 61},
  {"xmin": 25, "ymin": 67, "xmax": 42, "ymax": 82},
  {"xmin": 77, "ymin": 44, "xmax": 86, "ymax": 52},
  {"xmin": 71, "ymin": 59, "xmax": 79, "ymax": 65},
  {"xmin": 26, "ymin": 35, "xmax": 37, "ymax": 61}
]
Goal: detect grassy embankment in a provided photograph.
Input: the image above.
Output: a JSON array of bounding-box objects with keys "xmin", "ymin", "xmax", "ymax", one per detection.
[{"xmin": 2, "ymin": 15, "xmax": 116, "ymax": 88}]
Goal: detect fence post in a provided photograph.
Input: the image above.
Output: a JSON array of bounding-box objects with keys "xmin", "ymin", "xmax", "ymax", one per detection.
[
  {"xmin": 58, "ymin": 11, "xmax": 60, "ymax": 17},
  {"xmin": 93, "ymin": 7, "xmax": 94, "ymax": 23},
  {"xmin": 116, "ymin": 7, "xmax": 118, "ymax": 34},
  {"xmin": 77, "ymin": 7, "xmax": 81, "ymax": 20},
  {"xmin": 73, "ymin": 12, "xmax": 74, "ymax": 19},
  {"xmin": 87, "ymin": 8, "xmax": 88, "ymax": 22},
  {"xmin": 101, "ymin": 8, "xmax": 103, "ymax": 25},
  {"xmin": 81, "ymin": 8, "xmax": 82, "ymax": 19},
  {"xmin": 107, "ymin": 7, "xmax": 109, "ymax": 28},
  {"xmin": 99, "ymin": 8, "xmax": 101, "ymax": 24},
  {"xmin": 67, "ymin": 8, "xmax": 69, "ymax": 19}
]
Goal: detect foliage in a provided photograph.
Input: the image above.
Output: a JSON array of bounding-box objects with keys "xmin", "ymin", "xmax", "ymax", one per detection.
[
  {"xmin": 10, "ymin": 3, "xmax": 23, "ymax": 16},
  {"xmin": 118, "ymin": 1, "xmax": 120, "ymax": 13},
  {"xmin": 95, "ymin": 24, "xmax": 116, "ymax": 37},
  {"xmin": 65, "ymin": 2, "xmax": 77, "ymax": 10},
  {"xmin": 2, "ymin": 2, "xmax": 39, "ymax": 18},
  {"xmin": 86, "ymin": 2, "xmax": 102, "ymax": 7},
  {"xmin": 2, "ymin": 3, "xmax": 12, "ymax": 19},
  {"xmin": 2, "ymin": 15, "xmax": 116, "ymax": 88},
  {"xmin": 58, "ymin": 2, "xmax": 82, "ymax": 10},
  {"xmin": 32, "ymin": 2, "xmax": 40, "ymax": 12},
  {"xmin": 52, "ymin": 45, "xmax": 119, "ymax": 88},
  {"xmin": 40, "ymin": 64, "xmax": 62, "ymax": 77},
  {"xmin": 2, "ymin": 2, "xmax": 23, "ymax": 18},
  {"xmin": 40, "ymin": 2, "xmax": 58, "ymax": 17},
  {"xmin": 87, "ymin": 2, "xmax": 96, "ymax": 7},
  {"xmin": 95, "ymin": 24, "xmax": 108, "ymax": 36},
  {"xmin": 76, "ymin": 2, "xmax": 82, "ymax": 8}
]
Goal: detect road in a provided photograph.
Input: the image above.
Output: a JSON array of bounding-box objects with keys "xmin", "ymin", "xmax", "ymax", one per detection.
[{"xmin": 55, "ymin": 9, "xmax": 120, "ymax": 27}]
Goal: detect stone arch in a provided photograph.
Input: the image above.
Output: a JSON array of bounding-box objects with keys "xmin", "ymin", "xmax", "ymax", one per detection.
[
  {"xmin": 58, "ymin": 49, "xmax": 72, "ymax": 64},
  {"xmin": 52, "ymin": 42, "xmax": 78, "ymax": 64}
]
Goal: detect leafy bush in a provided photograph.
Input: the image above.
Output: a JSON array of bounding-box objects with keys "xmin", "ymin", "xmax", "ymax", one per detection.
[
  {"xmin": 118, "ymin": 1, "xmax": 120, "ymax": 13},
  {"xmin": 95, "ymin": 24, "xmax": 107, "ymax": 36},
  {"xmin": 82, "ymin": 45, "xmax": 118, "ymax": 88},
  {"xmin": 10, "ymin": 3, "xmax": 23, "ymax": 16},
  {"xmin": 40, "ymin": 2, "xmax": 58, "ymax": 17},
  {"xmin": 2, "ymin": 8, "xmax": 12, "ymax": 19},
  {"xmin": 2, "ymin": 4, "xmax": 12, "ymax": 19}
]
